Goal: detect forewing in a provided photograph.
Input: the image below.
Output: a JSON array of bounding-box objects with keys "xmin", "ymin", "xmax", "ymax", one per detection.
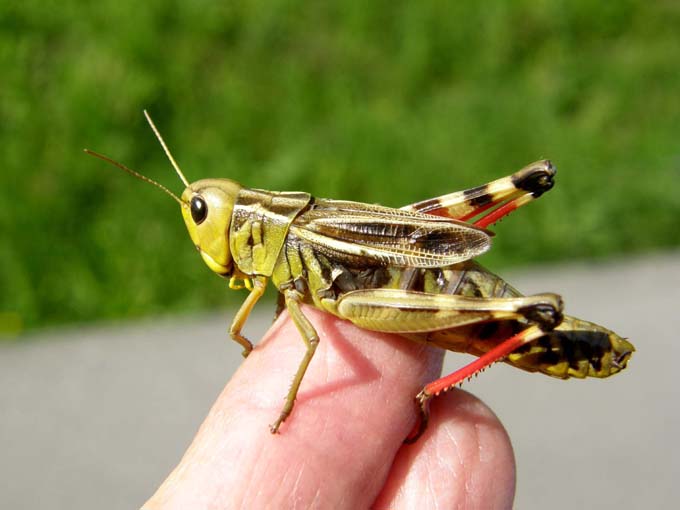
[{"xmin": 289, "ymin": 199, "xmax": 491, "ymax": 267}]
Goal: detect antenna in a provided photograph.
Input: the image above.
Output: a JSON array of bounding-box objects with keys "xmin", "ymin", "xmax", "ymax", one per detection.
[
  {"xmin": 143, "ymin": 110, "xmax": 190, "ymax": 187},
  {"xmin": 83, "ymin": 149, "xmax": 185, "ymax": 207}
]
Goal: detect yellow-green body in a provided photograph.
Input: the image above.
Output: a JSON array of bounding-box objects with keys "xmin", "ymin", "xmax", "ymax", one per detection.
[
  {"xmin": 87, "ymin": 114, "xmax": 633, "ymax": 439},
  {"xmin": 181, "ymin": 176, "xmax": 632, "ymax": 388}
]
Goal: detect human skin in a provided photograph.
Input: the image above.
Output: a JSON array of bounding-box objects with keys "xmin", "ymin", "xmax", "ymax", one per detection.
[{"xmin": 143, "ymin": 306, "xmax": 516, "ymax": 509}]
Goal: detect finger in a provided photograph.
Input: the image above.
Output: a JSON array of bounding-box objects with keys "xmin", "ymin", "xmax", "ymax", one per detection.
[
  {"xmin": 143, "ymin": 306, "xmax": 445, "ymax": 510},
  {"xmin": 372, "ymin": 390, "xmax": 516, "ymax": 510}
]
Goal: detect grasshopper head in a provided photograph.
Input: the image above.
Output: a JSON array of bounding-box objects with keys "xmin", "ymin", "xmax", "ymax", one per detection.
[
  {"xmin": 180, "ymin": 179, "xmax": 242, "ymax": 276},
  {"xmin": 85, "ymin": 112, "xmax": 246, "ymax": 277}
]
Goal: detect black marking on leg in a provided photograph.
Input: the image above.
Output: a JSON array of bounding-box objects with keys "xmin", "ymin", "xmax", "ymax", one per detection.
[
  {"xmin": 520, "ymin": 302, "xmax": 563, "ymax": 331},
  {"xmin": 511, "ymin": 160, "xmax": 556, "ymax": 198},
  {"xmin": 478, "ymin": 321, "xmax": 500, "ymax": 340},
  {"xmin": 413, "ymin": 197, "xmax": 443, "ymax": 211},
  {"xmin": 463, "ymin": 184, "xmax": 493, "ymax": 206}
]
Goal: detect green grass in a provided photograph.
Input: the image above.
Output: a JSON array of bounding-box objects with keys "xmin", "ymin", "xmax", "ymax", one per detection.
[{"xmin": 1, "ymin": 1, "xmax": 679, "ymax": 333}]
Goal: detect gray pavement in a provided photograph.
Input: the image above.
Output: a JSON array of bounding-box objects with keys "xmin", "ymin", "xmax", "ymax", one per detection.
[{"xmin": 1, "ymin": 252, "xmax": 678, "ymax": 509}]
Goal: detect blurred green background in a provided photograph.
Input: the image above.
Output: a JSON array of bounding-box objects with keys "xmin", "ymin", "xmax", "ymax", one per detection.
[{"xmin": 1, "ymin": 1, "xmax": 679, "ymax": 334}]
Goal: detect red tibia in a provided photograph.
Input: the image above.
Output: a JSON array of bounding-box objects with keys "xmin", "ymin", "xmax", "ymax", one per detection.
[
  {"xmin": 423, "ymin": 326, "xmax": 542, "ymax": 396},
  {"xmin": 424, "ymin": 199, "xmax": 499, "ymax": 222},
  {"xmin": 473, "ymin": 199, "xmax": 520, "ymax": 229},
  {"xmin": 423, "ymin": 193, "xmax": 530, "ymax": 228},
  {"xmin": 457, "ymin": 201, "xmax": 497, "ymax": 222}
]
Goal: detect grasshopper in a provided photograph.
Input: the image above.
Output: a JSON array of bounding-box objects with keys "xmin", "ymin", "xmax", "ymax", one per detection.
[{"xmin": 86, "ymin": 112, "xmax": 634, "ymax": 442}]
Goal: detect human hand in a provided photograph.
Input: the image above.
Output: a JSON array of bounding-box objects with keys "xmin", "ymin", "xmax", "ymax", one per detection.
[{"xmin": 143, "ymin": 306, "xmax": 515, "ymax": 509}]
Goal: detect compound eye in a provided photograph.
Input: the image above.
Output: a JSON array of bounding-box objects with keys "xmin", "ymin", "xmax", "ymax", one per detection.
[{"xmin": 190, "ymin": 196, "xmax": 208, "ymax": 225}]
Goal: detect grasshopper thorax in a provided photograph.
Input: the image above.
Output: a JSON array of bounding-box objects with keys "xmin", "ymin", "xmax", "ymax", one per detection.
[{"xmin": 180, "ymin": 179, "xmax": 242, "ymax": 276}]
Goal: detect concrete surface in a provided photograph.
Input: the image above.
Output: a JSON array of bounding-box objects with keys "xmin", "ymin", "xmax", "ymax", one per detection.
[{"xmin": 1, "ymin": 252, "xmax": 678, "ymax": 509}]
